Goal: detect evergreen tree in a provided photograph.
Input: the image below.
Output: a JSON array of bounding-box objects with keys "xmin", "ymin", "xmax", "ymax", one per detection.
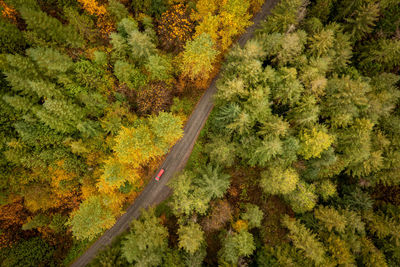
[
  {"xmin": 19, "ymin": 6, "xmax": 83, "ymax": 48},
  {"xmin": 195, "ymin": 164, "xmax": 231, "ymax": 199}
]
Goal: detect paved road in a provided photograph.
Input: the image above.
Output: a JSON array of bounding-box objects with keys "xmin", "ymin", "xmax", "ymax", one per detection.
[{"xmin": 71, "ymin": 1, "xmax": 278, "ymax": 266}]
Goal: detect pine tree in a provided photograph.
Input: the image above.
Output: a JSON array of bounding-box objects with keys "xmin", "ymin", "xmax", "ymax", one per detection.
[
  {"xmin": 344, "ymin": 2, "xmax": 379, "ymax": 42},
  {"xmin": 0, "ymin": 19, "xmax": 26, "ymax": 53},
  {"xmin": 285, "ymin": 181, "xmax": 318, "ymax": 213},
  {"xmin": 145, "ymin": 54, "xmax": 173, "ymax": 81},
  {"xmin": 308, "ymin": 28, "xmax": 334, "ymax": 57},
  {"xmin": 258, "ymin": 0, "xmax": 304, "ymax": 34},
  {"xmin": 168, "ymin": 171, "xmax": 210, "ymax": 216},
  {"xmin": 27, "ymin": 47, "xmax": 73, "ymax": 75},
  {"xmin": 299, "ymin": 127, "xmax": 334, "ymax": 160}
]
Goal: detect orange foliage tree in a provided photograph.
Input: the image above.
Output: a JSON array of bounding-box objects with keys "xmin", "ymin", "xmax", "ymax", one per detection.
[
  {"xmin": 136, "ymin": 82, "xmax": 173, "ymax": 115},
  {"xmin": 0, "ymin": 0, "xmax": 17, "ymax": 23},
  {"xmin": 77, "ymin": 0, "xmax": 115, "ymax": 38},
  {"xmin": 0, "ymin": 199, "xmax": 30, "ymax": 248},
  {"xmin": 157, "ymin": 3, "xmax": 194, "ymax": 52}
]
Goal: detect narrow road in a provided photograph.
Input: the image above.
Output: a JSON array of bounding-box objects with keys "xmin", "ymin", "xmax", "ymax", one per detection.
[{"xmin": 71, "ymin": 1, "xmax": 278, "ymax": 266}]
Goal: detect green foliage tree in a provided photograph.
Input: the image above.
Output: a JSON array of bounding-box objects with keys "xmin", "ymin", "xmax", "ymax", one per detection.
[
  {"xmin": 195, "ymin": 164, "xmax": 230, "ymax": 199},
  {"xmin": 260, "ymin": 165, "xmax": 299, "ymax": 195},
  {"xmin": 0, "ymin": 20, "xmax": 26, "ymax": 54},
  {"xmin": 299, "ymin": 127, "xmax": 334, "ymax": 160},
  {"xmin": 281, "ymin": 215, "xmax": 326, "ymax": 265},
  {"xmin": 122, "ymin": 208, "xmax": 168, "ymax": 266},
  {"xmin": 259, "ymin": 0, "xmax": 304, "ymax": 33},
  {"xmin": 219, "ymin": 230, "xmax": 256, "ymax": 265},
  {"xmin": 168, "ymin": 171, "xmax": 210, "ymax": 216},
  {"xmin": 241, "ymin": 203, "xmax": 264, "ymax": 229},
  {"xmin": 177, "ymin": 222, "xmax": 204, "ymax": 254},
  {"xmin": 314, "ymin": 206, "xmax": 347, "ymax": 233},
  {"xmin": 67, "ymin": 196, "xmax": 115, "ymax": 241},
  {"xmin": 18, "ymin": 6, "xmax": 83, "ymax": 48}
]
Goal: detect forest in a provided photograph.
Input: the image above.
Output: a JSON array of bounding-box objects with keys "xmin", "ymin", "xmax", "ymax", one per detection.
[
  {"xmin": 1, "ymin": 0, "xmax": 400, "ymax": 266},
  {"xmin": 89, "ymin": 0, "xmax": 399, "ymax": 266},
  {"xmin": 0, "ymin": 0, "xmax": 263, "ymax": 265}
]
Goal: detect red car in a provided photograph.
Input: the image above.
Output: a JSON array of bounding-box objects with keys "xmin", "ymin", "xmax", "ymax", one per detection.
[{"xmin": 155, "ymin": 169, "xmax": 165, "ymax": 181}]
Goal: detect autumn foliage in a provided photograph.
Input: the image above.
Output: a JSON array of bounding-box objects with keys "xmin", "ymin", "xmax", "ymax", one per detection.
[
  {"xmin": 157, "ymin": 4, "xmax": 194, "ymax": 52},
  {"xmin": 78, "ymin": 0, "xmax": 115, "ymax": 37}
]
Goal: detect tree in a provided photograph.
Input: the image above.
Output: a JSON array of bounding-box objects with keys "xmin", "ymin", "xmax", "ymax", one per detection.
[
  {"xmin": 260, "ymin": 165, "xmax": 299, "ymax": 195},
  {"xmin": 136, "ymin": 82, "xmax": 172, "ymax": 115},
  {"xmin": 168, "ymin": 171, "xmax": 210, "ymax": 216},
  {"xmin": 107, "ymin": 0, "xmax": 129, "ymax": 23},
  {"xmin": 67, "ymin": 195, "xmax": 115, "ymax": 241},
  {"xmin": 259, "ymin": 0, "xmax": 304, "ymax": 34},
  {"xmin": 157, "ymin": 3, "xmax": 194, "ymax": 52},
  {"xmin": 192, "ymin": 0, "xmax": 252, "ymax": 52},
  {"xmin": 241, "ymin": 203, "xmax": 264, "ymax": 229},
  {"xmin": 314, "ymin": 206, "xmax": 347, "ymax": 233},
  {"xmin": 219, "ymin": 230, "xmax": 256, "ymax": 265},
  {"xmin": 113, "ymin": 60, "xmax": 146, "ymax": 89},
  {"xmin": 299, "ymin": 127, "xmax": 334, "ymax": 160},
  {"xmin": 281, "ymin": 215, "xmax": 326, "ymax": 265},
  {"xmin": 147, "ymin": 111, "xmax": 183, "ymax": 153},
  {"xmin": 122, "ymin": 208, "xmax": 168, "ymax": 266},
  {"xmin": 177, "ymin": 222, "xmax": 204, "ymax": 254},
  {"xmin": 285, "ymin": 181, "xmax": 318, "ymax": 213},
  {"xmin": 127, "ymin": 30, "xmax": 156, "ymax": 62},
  {"xmin": 195, "ymin": 164, "xmax": 230, "ymax": 199},
  {"xmin": 27, "ymin": 47, "xmax": 73, "ymax": 75},
  {"xmin": 344, "ymin": 2, "xmax": 379, "ymax": 42},
  {"xmin": 180, "ymin": 33, "xmax": 219, "ymax": 83},
  {"xmin": 145, "ymin": 54, "xmax": 173, "ymax": 81},
  {"xmin": 18, "ymin": 6, "xmax": 83, "ymax": 48},
  {"xmin": 308, "ymin": 28, "xmax": 334, "ymax": 57},
  {"xmin": 0, "ymin": 20, "xmax": 26, "ymax": 53}
]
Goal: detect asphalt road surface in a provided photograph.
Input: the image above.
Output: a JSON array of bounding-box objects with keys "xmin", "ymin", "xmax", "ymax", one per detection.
[{"xmin": 71, "ymin": 1, "xmax": 279, "ymax": 266}]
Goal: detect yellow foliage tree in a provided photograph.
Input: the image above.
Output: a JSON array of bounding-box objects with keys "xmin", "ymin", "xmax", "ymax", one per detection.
[{"xmin": 192, "ymin": 0, "xmax": 253, "ymax": 52}]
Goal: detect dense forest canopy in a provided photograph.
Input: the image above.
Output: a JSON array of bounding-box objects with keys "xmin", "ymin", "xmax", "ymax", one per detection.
[
  {"xmin": 89, "ymin": 0, "xmax": 400, "ymax": 266},
  {"xmin": 1, "ymin": 0, "xmax": 400, "ymax": 266},
  {"xmin": 0, "ymin": 0, "xmax": 264, "ymax": 265}
]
